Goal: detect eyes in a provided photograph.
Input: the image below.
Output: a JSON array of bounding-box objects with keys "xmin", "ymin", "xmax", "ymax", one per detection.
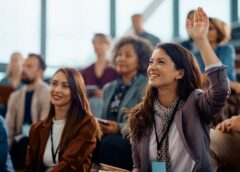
[
  {"xmin": 149, "ymin": 59, "xmax": 165, "ymax": 65},
  {"xmin": 51, "ymin": 80, "xmax": 70, "ymax": 89},
  {"xmin": 116, "ymin": 52, "xmax": 133, "ymax": 58}
]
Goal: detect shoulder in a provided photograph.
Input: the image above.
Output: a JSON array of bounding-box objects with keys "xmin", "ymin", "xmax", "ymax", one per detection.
[
  {"xmin": 81, "ymin": 64, "xmax": 95, "ymax": 73},
  {"xmin": 76, "ymin": 115, "xmax": 99, "ymax": 137},
  {"xmin": 103, "ymin": 79, "xmax": 118, "ymax": 91},
  {"xmin": 37, "ymin": 81, "xmax": 50, "ymax": 93},
  {"xmin": 216, "ymin": 44, "xmax": 234, "ymax": 53},
  {"xmin": 81, "ymin": 115, "xmax": 98, "ymax": 127},
  {"xmin": 29, "ymin": 120, "xmax": 46, "ymax": 135},
  {"xmin": 0, "ymin": 76, "xmax": 10, "ymax": 85},
  {"xmin": 135, "ymin": 74, "xmax": 148, "ymax": 88},
  {"xmin": 9, "ymin": 88, "xmax": 23, "ymax": 100}
]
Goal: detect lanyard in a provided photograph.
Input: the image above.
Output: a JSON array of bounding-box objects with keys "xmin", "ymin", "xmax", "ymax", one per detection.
[
  {"xmin": 153, "ymin": 99, "xmax": 180, "ymax": 161},
  {"xmin": 51, "ymin": 123, "xmax": 60, "ymax": 164}
]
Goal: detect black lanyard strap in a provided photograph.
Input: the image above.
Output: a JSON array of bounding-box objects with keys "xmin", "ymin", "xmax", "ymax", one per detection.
[
  {"xmin": 51, "ymin": 123, "xmax": 60, "ymax": 164},
  {"xmin": 153, "ymin": 98, "xmax": 180, "ymax": 161}
]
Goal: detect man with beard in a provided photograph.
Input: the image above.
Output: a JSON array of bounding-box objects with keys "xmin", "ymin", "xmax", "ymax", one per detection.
[{"xmin": 5, "ymin": 53, "xmax": 50, "ymax": 170}]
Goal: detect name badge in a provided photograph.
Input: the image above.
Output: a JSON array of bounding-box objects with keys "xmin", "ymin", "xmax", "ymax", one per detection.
[{"xmin": 151, "ymin": 161, "xmax": 166, "ymax": 172}]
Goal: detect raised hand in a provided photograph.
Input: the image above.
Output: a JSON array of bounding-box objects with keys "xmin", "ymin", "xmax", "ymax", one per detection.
[{"xmin": 187, "ymin": 7, "xmax": 209, "ymax": 42}]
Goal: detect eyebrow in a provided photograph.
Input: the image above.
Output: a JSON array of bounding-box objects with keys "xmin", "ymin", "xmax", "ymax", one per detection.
[
  {"xmin": 52, "ymin": 80, "xmax": 69, "ymax": 84},
  {"xmin": 150, "ymin": 57, "xmax": 166, "ymax": 60}
]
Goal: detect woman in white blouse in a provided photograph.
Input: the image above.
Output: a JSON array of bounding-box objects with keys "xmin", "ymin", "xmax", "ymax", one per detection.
[
  {"xmin": 25, "ymin": 68, "xmax": 101, "ymax": 172},
  {"xmin": 125, "ymin": 8, "xmax": 230, "ymax": 172}
]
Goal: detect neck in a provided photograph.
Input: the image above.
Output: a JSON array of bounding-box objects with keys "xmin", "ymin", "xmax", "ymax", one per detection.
[
  {"xmin": 25, "ymin": 79, "xmax": 40, "ymax": 92},
  {"xmin": 122, "ymin": 71, "xmax": 137, "ymax": 85},
  {"xmin": 54, "ymin": 105, "xmax": 70, "ymax": 120},
  {"xmin": 96, "ymin": 55, "xmax": 107, "ymax": 64},
  {"xmin": 157, "ymin": 87, "xmax": 178, "ymax": 108},
  {"xmin": 135, "ymin": 27, "xmax": 144, "ymax": 34}
]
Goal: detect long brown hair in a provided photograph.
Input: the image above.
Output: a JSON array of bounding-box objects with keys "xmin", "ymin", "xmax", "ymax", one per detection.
[
  {"xmin": 46, "ymin": 68, "xmax": 101, "ymax": 153},
  {"xmin": 125, "ymin": 43, "xmax": 202, "ymax": 139}
]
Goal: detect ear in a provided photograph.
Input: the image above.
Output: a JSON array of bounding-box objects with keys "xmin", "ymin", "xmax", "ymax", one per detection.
[{"xmin": 176, "ymin": 69, "xmax": 184, "ymax": 80}]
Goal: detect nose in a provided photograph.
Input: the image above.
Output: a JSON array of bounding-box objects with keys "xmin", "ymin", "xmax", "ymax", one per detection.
[
  {"xmin": 53, "ymin": 84, "xmax": 62, "ymax": 93},
  {"xmin": 148, "ymin": 62, "xmax": 157, "ymax": 71}
]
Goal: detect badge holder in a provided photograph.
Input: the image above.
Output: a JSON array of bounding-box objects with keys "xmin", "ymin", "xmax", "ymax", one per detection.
[{"xmin": 151, "ymin": 161, "xmax": 166, "ymax": 172}]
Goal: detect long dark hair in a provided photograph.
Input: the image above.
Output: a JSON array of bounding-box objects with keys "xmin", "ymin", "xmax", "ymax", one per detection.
[
  {"xmin": 46, "ymin": 68, "xmax": 101, "ymax": 153},
  {"xmin": 125, "ymin": 43, "xmax": 202, "ymax": 139}
]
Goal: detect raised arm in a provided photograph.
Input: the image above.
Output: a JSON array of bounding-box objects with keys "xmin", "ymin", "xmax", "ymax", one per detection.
[
  {"xmin": 187, "ymin": 8, "xmax": 230, "ymax": 122},
  {"xmin": 187, "ymin": 7, "xmax": 221, "ymax": 66}
]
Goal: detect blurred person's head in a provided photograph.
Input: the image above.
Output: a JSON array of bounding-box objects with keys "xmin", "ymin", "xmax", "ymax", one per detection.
[
  {"xmin": 21, "ymin": 53, "xmax": 46, "ymax": 85},
  {"xmin": 131, "ymin": 14, "xmax": 144, "ymax": 34},
  {"xmin": 92, "ymin": 33, "xmax": 111, "ymax": 57},
  {"xmin": 186, "ymin": 10, "xmax": 195, "ymax": 39},
  {"xmin": 112, "ymin": 35, "xmax": 153, "ymax": 77},
  {"xmin": 7, "ymin": 52, "xmax": 24, "ymax": 77},
  {"xmin": 208, "ymin": 17, "xmax": 229, "ymax": 45}
]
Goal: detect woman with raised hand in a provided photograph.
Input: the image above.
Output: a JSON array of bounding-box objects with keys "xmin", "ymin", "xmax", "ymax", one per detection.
[
  {"xmin": 125, "ymin": 7, "xmax": 230, "ymax": 172},
  {"xmin": 25, "ymin": 68, "xmax": 101, "ymax": 172}
]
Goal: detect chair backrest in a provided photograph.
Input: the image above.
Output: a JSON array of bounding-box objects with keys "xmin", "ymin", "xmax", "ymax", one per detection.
[{"xmin": 0, "ymin": 85, "xmax": 14, "ymax": 105}]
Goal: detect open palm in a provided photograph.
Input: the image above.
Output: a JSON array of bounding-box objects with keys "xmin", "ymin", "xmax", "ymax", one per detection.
[{"xmin": 187, "ymin": 7, "xmax": 209, "ymax": 41}]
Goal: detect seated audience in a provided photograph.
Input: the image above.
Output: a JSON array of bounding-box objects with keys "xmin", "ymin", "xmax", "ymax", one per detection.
[
  {"xmin": 95, "ymin": 35, "xmax": 153, "ymax": 171},
  {"xmin": 0, "ymin": 52, "xmax": 24, "ymax": 89},
  {"xmin": 81, "ymin": 33, "xmax": 119, "ymax": 117},
  {"xmin": 6, "ymin": 53, "xmax": 50, "ymax": 169},
  {"xmin": 125, "ymin": 8, "xmax": 230, "ymax": 172},
  {"xmin": 0, "ymin": 116, "xmax": 14, "ymax": 172},
  {"xmin": 25, "ymin": 68, "xmax": 101, "ymax": 172}
]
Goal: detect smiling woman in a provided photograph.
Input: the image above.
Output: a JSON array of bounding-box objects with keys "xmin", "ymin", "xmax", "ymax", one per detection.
[
  {"xmin": 125, "ymin": 8, "xmax": 230, "ymax": 172},
  {"xmin": 25, "ymin": 68, "xmax": 102, "ymax": 172}
]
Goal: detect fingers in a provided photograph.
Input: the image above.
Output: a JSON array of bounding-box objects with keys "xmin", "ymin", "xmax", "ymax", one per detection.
[
  {"xmin": 194, "ymin": 7, "xmax": 208, "ymax": 23},
  {"xmin": 216, "ymin": 120, "xmax": 232, "ymax": 133}
]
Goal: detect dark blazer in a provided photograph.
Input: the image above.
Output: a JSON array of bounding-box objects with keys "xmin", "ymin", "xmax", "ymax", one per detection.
[
  {"xmin": 131, "ymin": 66, "xmax": 230, "ymax": 172},
  {"xmin": 25, "ymin": 115, "xmax": 99, "ymax": 172},
  {"xmin": 101, "ymin": 74, "xmax": 147, "ymax": 125}
]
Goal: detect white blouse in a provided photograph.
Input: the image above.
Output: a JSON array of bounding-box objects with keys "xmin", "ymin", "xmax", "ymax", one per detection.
[
  {"xmin": 43, "ymin": 119, "xmax": 66, "ymax": 169},
  {"xmin": 149, "ymin": 115, "xmax": 195, "ymax": 172}
]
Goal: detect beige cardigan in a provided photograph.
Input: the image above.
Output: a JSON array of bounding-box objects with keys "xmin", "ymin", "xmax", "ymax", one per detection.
[{"xmin": 6, "ymin": 80, "xmax": 50, "ymax": 145}]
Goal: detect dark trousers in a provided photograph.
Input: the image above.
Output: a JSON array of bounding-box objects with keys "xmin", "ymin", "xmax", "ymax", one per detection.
[
  {"xmin": 10, "ymin": 136, "xmax": 28, "ymax": 170},
  {"xmin": 93, "ymin": 134, "xmax": 133, "ymax": 171}
]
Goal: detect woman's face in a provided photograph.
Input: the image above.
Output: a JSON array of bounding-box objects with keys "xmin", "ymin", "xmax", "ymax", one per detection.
[
  {"xmin": 207, "ymin": 21, "xmax": 218, "ymax": 44},
  {"xmin": 50, "ymin": 71, "xmax": 72, "ymax": 108},
  {"xmin": 115, "ymin": 43, "xmax": 139, "ymax": 76},
  {"xmin": 147, "ymin": 48, "xmax": 184, "ymax": 89}
]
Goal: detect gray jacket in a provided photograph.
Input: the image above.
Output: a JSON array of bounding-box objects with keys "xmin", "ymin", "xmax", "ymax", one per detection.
[
  {"xmin": 101, "ymin": 74, "xmax": 147, "ymax": 125},
  {"xmin": 131, "ymin": 66, "xmax": 230, "ymax": 172}
]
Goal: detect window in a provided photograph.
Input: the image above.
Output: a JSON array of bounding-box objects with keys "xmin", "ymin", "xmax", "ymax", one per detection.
[
  {"xmin": 46, "ymin": 0, "xmax": 110, "ymax": 68},
  {"xmin": 0, "ymin": 0, "xmax": 40, "ymax": 63},
  {"xmin": 116, "ymin": 0, "xmax": 153, "ymax": 36},
  {"xmin": 179, "ymin": 0, "xmax": 230, "ymax": 40},
  {"xmin": 144, "ymin": 0, "xmax": 173, "ymax": 42}
]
